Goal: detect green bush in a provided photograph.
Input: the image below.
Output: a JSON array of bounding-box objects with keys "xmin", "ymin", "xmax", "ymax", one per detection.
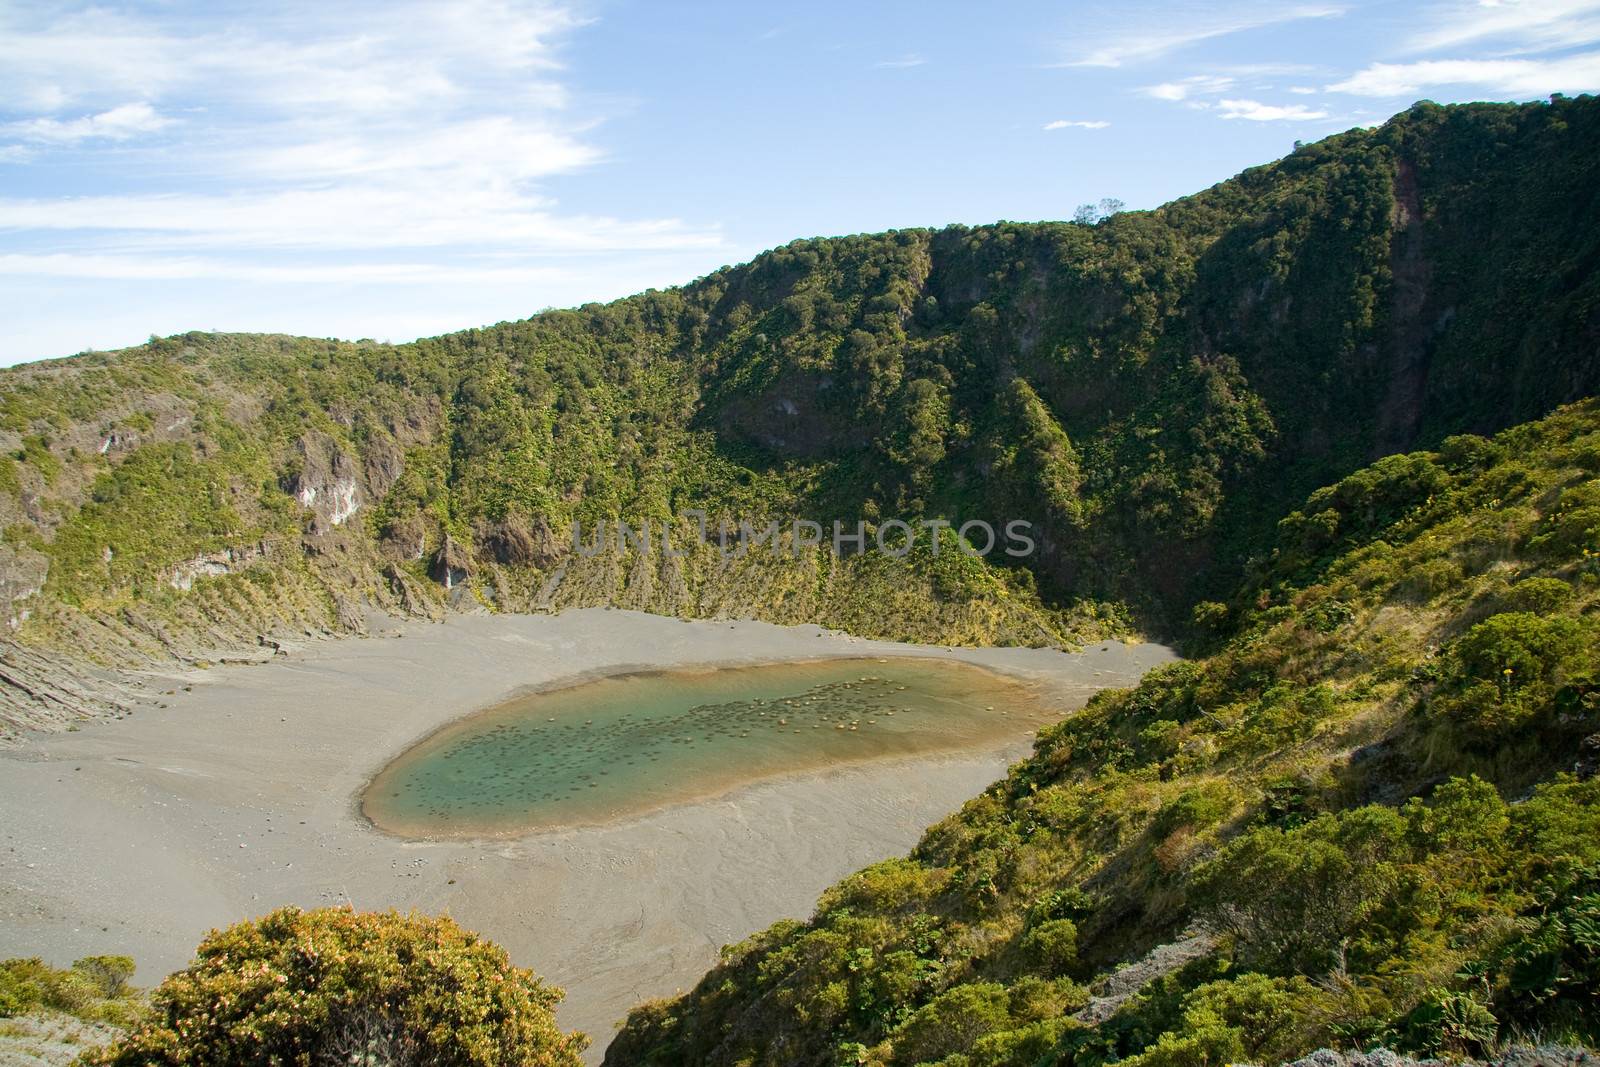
[
  {"xmin": 1152, "ymin": 781, "xmax": 1238, "ymax": 838},
  {"xmin": 1123, "ymin": 974, "xmax": 1322, "ymax": 1066},
  {"xmin": 890, "ymin": 983, "xmax": 1011, "ymax": 1066},
  {"xmin": 1453, "ymin": 612, "xmax": 1586, "ymax": 686},
  {"xmin": 1019, "ymin": 919, "xmax": 1078, "ymax": 977},
  {"xmin": 73, "ymin": 955, "xmax": 136, "ymax": 999},
  {"xmin": 1194, "ymin": 806, "xmax": 1407, "ymax": 974},
  {"xmin": 1396, "ymin": 558, "xmax": 1463, "ymax": 603},
  {"xmin": 1501, "ymin": 576, "xmax": 1575, "ymax": 614},
  {"xmin": 85, "ymin": 906, "xmax": 586, "ymax": 1067},
  {"xmin": 1493, "ymin": 865, "xmax": 1600, "ymax": 1045},
  {"xmin": 1399, "ymin": 989, "xmax": 1498, "ymax": 1057},
  {"xmin": 1431, "ymin": 611, "xmax": 1591, "ymax": 743},
  {"xmin": 0, "ymin": 955, "xmax": 137, "ymax": 1022}
]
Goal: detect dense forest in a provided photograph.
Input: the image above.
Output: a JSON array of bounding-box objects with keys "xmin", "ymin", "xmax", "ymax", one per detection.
[{"xmin": 0, "ymin": 95, "xmax": 1597, "ymax": 1062}]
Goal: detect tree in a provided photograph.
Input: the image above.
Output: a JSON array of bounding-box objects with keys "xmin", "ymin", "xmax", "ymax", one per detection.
[
  {"xmin": 1073, "ymin": 198, "xmax": 1125, "ymax": 225},
  {"xmin": 87, "ymin": 906, "xmax": 587, "ymax": 1067}
]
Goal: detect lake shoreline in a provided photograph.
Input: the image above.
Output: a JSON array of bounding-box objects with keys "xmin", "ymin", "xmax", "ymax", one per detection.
[
  {"xmin": 0, "ymin": 609, "xmax": 1174, "ymax": 1062},
  {"xmin": 359, "ymin": 655, "xmax": 1062, "ymax": 841}
]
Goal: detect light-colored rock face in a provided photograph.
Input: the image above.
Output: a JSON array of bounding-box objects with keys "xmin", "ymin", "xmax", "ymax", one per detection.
[
  {"xmin": 295, "ymin": 478, "xmax": 359, "ymax": 524},
  {"xmin": 287, "ymin": 433, "xmax": 367, "ymax": 532},
  {"xmin": 167, "ymin": 557, "xmax": 231, "ymax": 592},
  {"xmin": 165, "ymin": 544, "xmax": 266, "ymax": 592},
  {"xmin": 326, "ymin": 478, "xmax": 360, "ymax": 526}
]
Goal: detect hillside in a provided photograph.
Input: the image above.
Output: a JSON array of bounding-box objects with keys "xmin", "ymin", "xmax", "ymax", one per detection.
[
  {"xmin": 1, "ymin": 96, "xmax": 1597, "ymax": 743},
  {"xmin": 606, "ymin": 397, "xmax": 1600, "ymax": 1066}
]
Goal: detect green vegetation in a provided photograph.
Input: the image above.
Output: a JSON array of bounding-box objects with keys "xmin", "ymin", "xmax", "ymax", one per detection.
[
  {"xmin": 0, "ymin": 955, "xmax": 140, "ymax": 1025},
  {"xmin": 84, "ymin": 907, "xmax": 586, "ymax": 1067},
  {"xmin": 2, "ymin": 98, "xmax": 1597, "ymax": 677},
  {"xmin": 0, "ymin": 97, "xmax": 1598, "ymax": 1059},
  {"xmin": 606, "ymin": 400, "xmax": 1600, "ymax": 1065}
]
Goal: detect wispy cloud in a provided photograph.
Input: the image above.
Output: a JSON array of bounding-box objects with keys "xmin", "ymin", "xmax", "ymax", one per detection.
[
  {"xmin": 0, "ymin": 191, "xmax": 721, "ymax": 254},
  {"xmin": 1063, "ymin": 3, "xmax": 1343, "ymax": 68},
  {"xmin": 1217, "ymin": 98, "xmax": 1329, "ymax": 120},
  {"xmin": 4, "ymin": 102, "xmax": 174, "ymax": 143},
  {"xmin": 1329, "ymin": 52, "xmax": 1600, "ymax": 95},
  {"xmin": 0, "ymin": 1, "xmax": 723, "ymax": 283},
  {"xmin": 875, "ymin": 54, "xmax": 927, "ymax": 69},
  {"xmin": 1405, "ymin": 0, "xmax": 1600, "ymax": 55},
  {"xmin": 0, "ymin": 253, "xmax": 600, "ymax": 285},
  {"xmin": 1043, "ymin": 119, "xmax": 1111, "ymax": 130},
  {"xmin": 1141, "ymin": 75, "xmax": 1236, "ymax": 101},
  {"xmin": 1317, "ymin": 0, "xmax": 1600, "ymax": 101}
]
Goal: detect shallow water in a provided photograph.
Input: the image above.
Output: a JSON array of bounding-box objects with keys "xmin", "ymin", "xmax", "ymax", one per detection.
[{"xmin": 362, "ymin": 657, "xmax": 1057, "ymax": 837}]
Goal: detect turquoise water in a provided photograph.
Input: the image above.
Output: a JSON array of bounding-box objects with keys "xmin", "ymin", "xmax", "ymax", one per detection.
[{"xmin": 363, "ymin": 657, "xmax": 1053, "ymax": 837}]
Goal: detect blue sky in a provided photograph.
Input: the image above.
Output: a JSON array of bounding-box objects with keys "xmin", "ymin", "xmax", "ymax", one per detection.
[{"xmin": 1, "ymin": 1, "xmax": 1597, "ymax": 365}]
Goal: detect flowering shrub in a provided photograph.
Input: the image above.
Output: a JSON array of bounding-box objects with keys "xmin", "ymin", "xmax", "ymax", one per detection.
[{"xmin": 85, "ymin": 906, "xmax": 585, "ymax": 1066}]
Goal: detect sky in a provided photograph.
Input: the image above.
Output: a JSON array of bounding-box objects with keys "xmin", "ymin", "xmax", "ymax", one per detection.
[{"xmin": 1, "ymin": 1, "xmax": 1597, "ymax": 365}]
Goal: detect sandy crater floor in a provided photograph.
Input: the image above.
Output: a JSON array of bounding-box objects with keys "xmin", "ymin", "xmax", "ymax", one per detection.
[{"xmin": 0, "ymin": 609, "xmax": 1173, "ymax": 1061}]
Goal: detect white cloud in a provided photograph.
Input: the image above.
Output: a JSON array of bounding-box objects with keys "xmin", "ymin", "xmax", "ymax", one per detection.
[
  {"xmin": 0, "ymin": 253, "xmax": 592, "ymax": 285},
  {"xmin": 244, "ymin": 117, "xmax": 599, "ymax": 185},
  {"xmin": 1217, "ymin": 98, "xmax": 1330, "ymax": 120},
  {"xmin": 0, "ymin": 1, "xmax": 580, "ymax": 112},
  {"xmin": 875, "ymin": 54, "xmax": 927, "ymax": 68},
  {"xmin": 1141, "ymin": 75, "xmax": 1236, "ymax": 101},
  {"xmin": 1329, "ymin": 52, "xmax": 1600, "ymax": 95},
  {"xmin": 1287, "ymin": 85, "xmax": 1319, "ymax": 94},
  {"xmin": 0, "ymin": 1, "xmax": 725, "ymax": 306},
  {"xmin": 5, "ymin": 102, "xmax": 173, "ymax": 143},
  {"xmin": 1064, "ymin": 4, "xmax": 1343, "ymax": 67},
  {"xmin": 1043, "ymin": 119, "xmax": 1111, "ymax": 130},
  {"xmin": 1406, "ymin": 0, "xmax": 1600, "ymax": 55},
  {"xmin": 0, "ymin": 189, "xmax": 721, "ymax": 254}
]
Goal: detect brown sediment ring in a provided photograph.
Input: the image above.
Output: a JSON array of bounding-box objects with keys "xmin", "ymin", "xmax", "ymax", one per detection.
[{"xmin": 355, "ymin": 654, "xmax": 1055, "ymax": 842}]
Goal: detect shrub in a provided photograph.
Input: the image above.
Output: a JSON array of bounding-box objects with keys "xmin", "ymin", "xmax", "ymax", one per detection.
[
  {"xmin": 0, "ymin": 956, "xmax": 135, "ymax": 1021},
  {"xmin": 1019, "ymin": 919, "xmax": 1078, "ymax": 977},
  {"xmin": 73, "ymin": 956, "xmax": 136, "ymax": 999},
  {"xmin": 1437, "ymin": 433, "xmax": 1504, "ymax": 473},
  {"xmin": 1123, "ymin": 974, "xmax": 1324, "ymax": 1066},
  {"xmin": 1396, "ymin": 558, "xmax": 1463, "ymax": 603},
  {"xmin": 965, "ymin": 1017, "xmax": 1078, "ymax": 1067},
  {"xmin": 1399, "ymin": 989, "xmax": 1498, "ymax": 1057},
  {"xmin": 1304, "ymin": 597, "xmax": 1354, "ymax": 633},
  {"xmin": 1403, "ymin": 775, "xmax": 1508, "ymax": 854},
  {"xmin": 819, "ymin": 858, "xmax": 942, "ymax": 917},
  {"xmin": 1432, "ymin": 612, "xmax": 1591, "ymax": 743},
  {"xmin": 1529, "ymin": 481, "xmax": 1600, "ymax": 556},
  {"xmin": 1500, "ymin": 576, "xmax": 1574, "ymax": 614},
  {"xmin": 890, "ymin": 982, "xmax": 1011, "ymax": 1065},
  {"xmin": 1194, "ymin": 806, "xmax": 1407, "ymax": 975},
  {"xmin": 1189, "ymin": 600, "xmax": 1231, "ymax": 638},
  {"xmin": 1493, "ymin": 865, "xmax": 1600, "ymax": 1045},
  {"xmin": 1453, "ymin": 612, "xmax": 1586, "ymax": 687},
  {"xmin": 1152, "ymin": 780, "xmax": 1238, "ymax": 838},
  {"xmin": 85, "ymin": 906, "xmax": 586, "ymax": 1067}
]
